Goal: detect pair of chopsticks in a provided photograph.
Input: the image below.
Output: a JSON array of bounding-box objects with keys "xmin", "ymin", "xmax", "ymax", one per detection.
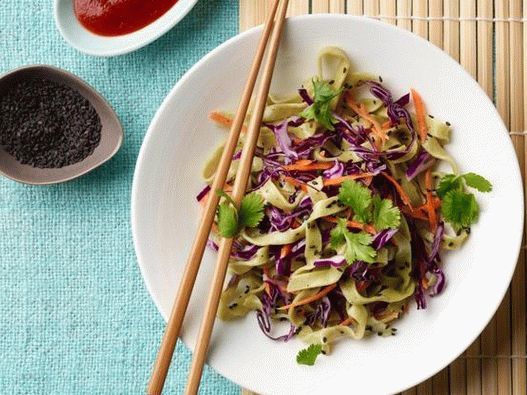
[{"xmin": 147, "ymin": 0, "xmax": 290, "ymax": 394}]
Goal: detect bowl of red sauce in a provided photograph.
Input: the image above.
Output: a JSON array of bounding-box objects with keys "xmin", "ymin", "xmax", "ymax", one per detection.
[{"xmin": 54, "ymin": 0, "xmax": 199, "ymax": 56}]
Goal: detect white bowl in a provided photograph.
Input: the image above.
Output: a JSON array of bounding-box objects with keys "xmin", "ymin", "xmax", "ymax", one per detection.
[
  {"xmin": 54, "ymin": 0, "xmax": 199, "ymax": 57},
  {"xmin": 132, "ymin": 15, "xmax": 523, "ymax": 395}
]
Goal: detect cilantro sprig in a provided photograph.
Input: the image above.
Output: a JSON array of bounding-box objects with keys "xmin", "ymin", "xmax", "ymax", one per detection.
[
  {"xmin": 437, "ymin": 172, "xmax": 492, "ymax": 230},
  {"xmin": 299, "ymin": 80, "xmax": 342, "ymax": 131},
  {"xmin": 330, "ymin": 218, "xmax": 377, "ymax": 264},
  {"xmin": 337, "ymin": 179, "xmax": 401, "ymax": 230},
  {"xmin": 296, "ymin": 344, "xmax": 323, "ymax": 366},
  {"xmin": 216, "ymin": 191, "xmax": 264, "ymax": 238}
]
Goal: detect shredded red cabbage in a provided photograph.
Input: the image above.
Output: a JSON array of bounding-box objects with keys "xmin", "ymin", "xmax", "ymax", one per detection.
[
  {"xmin": 322, "ymin": 160, "xmax": 345, "ymax": 179},
  {"xmin": 196, "ymin": 184, "xmax": 211, "ymax": 202},
  {"xmin": 313, "ymin": 255, "xmax": 347, "ymax": 268},
  {"xmin": 372, "ymin": 228, "xmax": 398, "ymax": 250},
  {"xmin": 406, "ymin": 150, "xmax": 434, "ymax": 181}
]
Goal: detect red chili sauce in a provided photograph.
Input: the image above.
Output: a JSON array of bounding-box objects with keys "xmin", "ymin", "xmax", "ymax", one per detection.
[{"xmin": 74, "ymin": 0, "xmax": 179, "ymax": 36}]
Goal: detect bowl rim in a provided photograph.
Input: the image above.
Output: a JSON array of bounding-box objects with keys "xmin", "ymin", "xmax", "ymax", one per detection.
[
  {"xmin": 53, "ymin": 0, "xmax": 200, "ymax": 57},
  {"xmin": 131, "ymin": 13, "xmax": 524, "ymax": 394},
  {"xmin": 0, "ymin": 64, "xmax": 123, "ymax": 185}
]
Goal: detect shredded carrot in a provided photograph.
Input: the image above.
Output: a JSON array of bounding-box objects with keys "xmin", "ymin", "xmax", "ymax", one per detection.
[
  {"xmin": 279, "ymin": 283, "xmax": 337, "ymax": 310},
  {"xmin": 401, "ymin": 206, "xmax": 429, "ymax": 221},
  {"xmin": 421, "ymin": 278, "xmax": 430, "ymax": 290},
  {"xmin": 209, "ymin": 111, "xmax": 247, "ymax": 133},
  {"xmin": 263, "ymin": 266, "xmax": 271, "ymax": 296},
  {"xmin": 425, "ymin": 169, "xmax": 438, "ymax": 231},
  {"xmin": 283, "ymin": 176, "xmax": 308, "ymax": 192},
  {"xmin": 381, "ymin": 120, "xmax": 392, "ymax": 130},
  {"xmin": 322, "ymin": 173, "xmax": 374, "ymax": 187},
  {"xmin": 292, "ymin": 137, "xmax": 303, "ymax": 145},
  {"xmin": 410, "ymin": 89, "xmax": 428, "ymax": 142},
  {"xmin": 345, "ymin": 93, "xmax": 387, "ymax": 147},
  {"xmin": 280, "ymin": 244, "xmax": 292, "ymax": 259},
  {"xmin": 380, "ymin": 172, "xmax": 412, "ymax": 207},
  {"xmin": 324, "ymin": 216, "xmax": 376, "ymax": 235},
  {"xmin": 283, "ymin": 160, "xmax": 334, "ymax": 172},
  {"xmin": 415, "ymin": 196, "xmax": 441, "ymax": 211},
  {"xmin": 339, "ymin": 316, "xmax": 358, "ymax": 326},
  {"xmin": 356, "ymin": 280, "xmax": 369, "ymax": 293}
]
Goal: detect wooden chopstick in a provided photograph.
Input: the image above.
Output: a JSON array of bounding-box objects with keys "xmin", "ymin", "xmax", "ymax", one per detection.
[
  {"xmin": 183, "ymin": 0, "xmax": 290, "ymax": 394},
  {"xmin": 146, "ymin": 1, "xmax": 282, "ymax": 394}
]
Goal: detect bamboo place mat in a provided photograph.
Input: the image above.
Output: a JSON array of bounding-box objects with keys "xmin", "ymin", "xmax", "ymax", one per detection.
[{"xmin": 239, "ymin": 1, "xmax": 526, "ymax": 394}]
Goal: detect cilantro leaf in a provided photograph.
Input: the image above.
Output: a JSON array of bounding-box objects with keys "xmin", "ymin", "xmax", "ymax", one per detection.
[
  {"xmin": 343, "ymin": 231, "xmax": 376, "ymax": 264},
  {"xmin": 338, "ymin": 180, "xmax": 372, "ymax": 223},
  {"xmin": 299, "ymin": 80, "xmax": 342, "ymax": 131},
  {"xmin": 330, "ymin": 218, "xmax": 348, "ymax": 248},
  {"xmin": 372, "ymin": 196, "xmax": 401, "ymax": 230},
  {"xmin": 296, "ymin": 344, "xmax": 323, "ymax": 366},
  {"xmin": 216, "ymin": 191, "xmax": 265, "ymax": 238},
  {"xmin": 217, "ymin": 203, "xmax": 238, "ymax": 238},
  {"xmin": 330, "ymin": 219, "xmax": 376, "ymax": 264},
  {"xmin": 216, "ymin": 189, "xmax": 236, "ymax": 206},
  {"xmin": 436, "ymin": 174, "xmax": 463, "ymax": 198},
  {"xmin": 238, "ymin": 193, "xmax": 265, "ymax": 228},
  {"xmin": 441, "ymin": 189, "xmax": 479, "ymax": 229},
  {"xmin": 462, "ymin": 173, "xmax": 492, "ymax": 193}
]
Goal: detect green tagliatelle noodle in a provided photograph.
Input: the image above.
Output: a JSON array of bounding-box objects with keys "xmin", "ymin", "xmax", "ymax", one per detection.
[{"xmin": 201, "ymin": 46, "xmax": 476, "ymax": 359}]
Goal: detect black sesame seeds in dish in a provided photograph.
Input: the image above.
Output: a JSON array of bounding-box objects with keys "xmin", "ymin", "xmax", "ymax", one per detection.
[{"xmin": 0, "ymin": 78, "xmax": 102, "ymax": 168}]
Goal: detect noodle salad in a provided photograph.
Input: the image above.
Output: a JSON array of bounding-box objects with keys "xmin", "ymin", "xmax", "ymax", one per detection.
[{"xmin": 197, "ymin": 47, "xmax": 492, "ymax": 365}]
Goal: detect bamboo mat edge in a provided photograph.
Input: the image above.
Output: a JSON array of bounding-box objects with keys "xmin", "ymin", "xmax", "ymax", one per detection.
[{"xmin": 239, "ymin": 1, "xmax": 526, "ymax": 394}]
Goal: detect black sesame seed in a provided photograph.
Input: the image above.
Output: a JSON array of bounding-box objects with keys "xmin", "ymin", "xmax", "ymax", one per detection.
[
  {"xmin": 428, "ymin": 114, "xmax": 434, "ymax": 118},
  {"xmin": 321, "ymin": 350, "xmax": 327, "ymax": 355},
  {"xmin": 446, "ymin": 121, "xmax": 451, "ymax": 126},
  {"xmin": 343, "ymin": 67, "xmax": 348, "ymax": 73},
  {"xmin": 0, "ymin": 78, "xmax": 101, "ymax": 168},
  {"xmin": 379, "ymin": 76, "xmax": 383, "ymax": 82},
  {"xmin": 329, "ymin": 80, "xmax": 335, "ymax": 85},
  {"xmin": 228, "ymin": 303, "xmax": 238, "ymax": 309},
  {"xmin": 322, "ymin": 337, "xmax": 327, "ymax": 343}
]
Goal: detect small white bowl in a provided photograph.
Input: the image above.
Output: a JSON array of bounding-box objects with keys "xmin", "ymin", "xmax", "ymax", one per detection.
[{"xmin": 54, "ymin": 0, "xmax": 199, "ymax": 57}]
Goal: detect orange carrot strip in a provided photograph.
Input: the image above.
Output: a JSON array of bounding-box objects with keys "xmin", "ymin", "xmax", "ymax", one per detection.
[
  {"xmin": 381, "ymin": 120, "xmax": 392, "ymax": 130},
  {"xmin": 345, "ymin": 94, "xmax": 387, "ymax": 147},
  {"xmin": 340, "ymin": 316, "xmax": 358, "ymax": 326},
  {"xmin": 425, "ymin": 169, "xmax": 437, "ymax": 232},
  {"xmin": 380, "ymin": 172, "xmax": 412, "ymax": 207},
  {"xmin": 283, "ymin": 161, "xmax": 334, "ymax": 171},
  {"xmin": 280, "ymin": 244, "xmax": 292, "ymax": 259},
  {"xmin": 356, "ymin": 280, "xmax": 369, "ymax": 293},
  {"xmin": 415, "ymin": 196, "xmax": 441, "ymax": 211},
  {"xmin": 209, "ymin": 111, "xmax": 248, "ymax": 133},
  {"xmin": 279, "ymin": 284, "xmax": 337, "ymax": 310},
  {"xmin": 283, "ymin": 176, "xmax": 308, "ymax": 192},
  {"xmin": 263, "ymin": 266, "xmax": 271, "ymax": 296},
  {"xmin": 323, "ymin": 173, "xmax": 374, "ymax": 187},
  {"xmin": 410, "ymin": 89, "xmax": 428, "ymax": 142},
  {"xmin": 324, "ymin": 216, "xmax": 376, "ymax": 235},
  {"xmin": 401, "ymin": 206, "xmax": 429, "ymax": 221}
]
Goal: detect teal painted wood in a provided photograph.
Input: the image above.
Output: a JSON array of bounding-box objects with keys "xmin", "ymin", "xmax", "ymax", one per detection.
[{"xmin": 0, "ymin": 1, "xmax": 239, "ymax": 394}]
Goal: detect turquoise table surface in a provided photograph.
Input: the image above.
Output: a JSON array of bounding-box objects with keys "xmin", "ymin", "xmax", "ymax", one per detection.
[{"xmin": 0, "ymin": 1, "xmax": 240, "ymax": 394}]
